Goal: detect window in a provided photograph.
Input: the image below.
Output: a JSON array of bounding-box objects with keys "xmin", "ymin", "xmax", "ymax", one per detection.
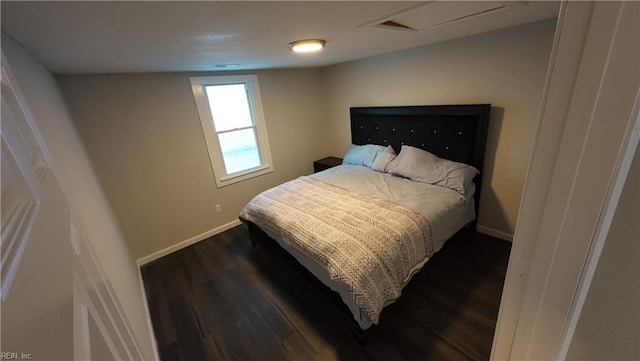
[{"xmin": 190, "ymin": 75, "xmax": 273, "ymax": 187}]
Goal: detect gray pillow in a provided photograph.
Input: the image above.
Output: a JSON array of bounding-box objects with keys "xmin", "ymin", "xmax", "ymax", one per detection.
[
  {"xmin": 386, "ymin": 145, "xmax": 478, "ymax": 195},
  {"xmin": 371, "ymin": 145, "xmax": 397, "ymax": 172},
  {"xmin": 343, "ymin": 144, "xmax": 386, "ymax": 168}
]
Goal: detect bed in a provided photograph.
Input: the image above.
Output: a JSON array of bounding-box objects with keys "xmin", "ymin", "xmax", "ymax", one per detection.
[{"xmin": 240, "ymin": 104, "xmax": 491, "ymax": 341}]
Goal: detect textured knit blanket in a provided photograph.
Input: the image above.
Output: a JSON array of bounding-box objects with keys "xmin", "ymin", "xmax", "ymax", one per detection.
[{"xmin": 239, "ymin": 177, "xmax": 433, "ymax": 324}]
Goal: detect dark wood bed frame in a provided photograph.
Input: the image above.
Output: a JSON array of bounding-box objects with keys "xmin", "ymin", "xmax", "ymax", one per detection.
[{"xmin": 246, "ymin": 104, "xmax": 491, "ymax": 343}]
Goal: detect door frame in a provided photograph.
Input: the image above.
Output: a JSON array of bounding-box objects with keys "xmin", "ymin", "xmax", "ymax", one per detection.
[{"xmin": 491, "ymin": 1, "xmax": 640, "ymax": 360}]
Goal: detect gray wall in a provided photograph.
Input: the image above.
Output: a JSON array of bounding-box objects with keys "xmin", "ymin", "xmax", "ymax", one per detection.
[
  {"xmin": 323, "ymin": 19, "xmax": 556, "ymax": 238},
  {"xmin": 566, "ymin": 143, "xmax": 640, "ymax": 361},
  {"xmin": 57, "ymin": 69, "xmax": 328, "ymax": 259},
  {"xmin": 57, "ymin": 19, "xmax": 556, "ymax": 260}
]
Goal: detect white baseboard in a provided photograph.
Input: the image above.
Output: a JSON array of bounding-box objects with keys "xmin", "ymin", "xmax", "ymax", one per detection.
[
  {"xmin": 136, "ymin": 219, "xmax": 243, "ymax": 266},
  {"xmin": 136, "ymin": 266, "xmax": 161, "ymax": 361},
  {"xmin": 477, "ymin": 225, "xmax": 514, "ymax": 242}
]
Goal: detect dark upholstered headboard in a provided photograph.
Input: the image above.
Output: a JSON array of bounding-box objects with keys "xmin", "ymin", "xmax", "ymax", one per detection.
[{"xmin": 350, "ymin": 104, "xmax": 491, "ymax": 227}]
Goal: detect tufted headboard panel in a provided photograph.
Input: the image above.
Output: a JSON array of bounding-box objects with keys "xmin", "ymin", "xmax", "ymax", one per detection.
[{"xmin": 350, "ymin": 104, "xmax": 491, "ymax": 227}]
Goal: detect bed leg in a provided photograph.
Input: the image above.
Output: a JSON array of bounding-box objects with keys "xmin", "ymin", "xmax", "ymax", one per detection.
[
  {"xmin": 250, "ymin": 234, "xmax": 258, "ymax": 247},
  {"xmin": 352, "ymin": 329, "xmax": 368, "ymax": 346},
  {"xmin": 248, "ymin": 229, "xmax": 260, "ymax": 248}
]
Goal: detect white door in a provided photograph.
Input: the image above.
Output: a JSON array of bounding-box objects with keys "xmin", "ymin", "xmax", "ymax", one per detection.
[{"xmin": 1, "ymin": 53, "xmax": 136, "ymax": 360}]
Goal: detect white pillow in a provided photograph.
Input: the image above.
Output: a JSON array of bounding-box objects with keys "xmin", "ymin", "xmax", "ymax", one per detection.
[
  {"xmin": 386, "ymin": 145, "xmax": 479, "ymax": 195},
  {"xmin": 342, "ymin": 144, "xmax": 386, "ymax": 168},
  {"xmin": 371, "ymin": 145, "xmax": 397, "ymax": 172}
]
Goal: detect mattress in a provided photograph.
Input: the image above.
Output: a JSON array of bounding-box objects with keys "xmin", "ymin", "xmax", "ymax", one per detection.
[{"xmin": 241, "ymin": 164, "xmax": 475, "ymax": 329}]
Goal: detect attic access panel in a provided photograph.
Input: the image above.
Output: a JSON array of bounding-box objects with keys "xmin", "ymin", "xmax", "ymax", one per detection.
[{"xmin": 361, "ymin": 1, "xmax": 526, "ymax": 32}]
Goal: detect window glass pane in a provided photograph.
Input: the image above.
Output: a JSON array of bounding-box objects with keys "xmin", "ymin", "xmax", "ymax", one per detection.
[
  {"xmin": 205, "ymin": 84, "xmax": 253, "ymax": 132},
  {"xmin": 218, "ymin": 128, "xmax": 261, "ymax": 174}
]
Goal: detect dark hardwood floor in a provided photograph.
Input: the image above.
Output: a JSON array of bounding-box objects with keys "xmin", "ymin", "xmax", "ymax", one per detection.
[{"xmin": 141, "ymin": 225, "xmax": 511, "ymax": 361}]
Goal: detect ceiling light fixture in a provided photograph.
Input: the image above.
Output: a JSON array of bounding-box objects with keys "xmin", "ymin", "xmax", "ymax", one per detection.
[{"xmin": 288, "ymin": 39, "xmax": 326, "ymax": 53}]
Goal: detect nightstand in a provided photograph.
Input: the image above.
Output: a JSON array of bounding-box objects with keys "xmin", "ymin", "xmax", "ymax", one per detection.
[{"xmin": 313, "ymin": 157, "xmax": 343, "ymax": 173}]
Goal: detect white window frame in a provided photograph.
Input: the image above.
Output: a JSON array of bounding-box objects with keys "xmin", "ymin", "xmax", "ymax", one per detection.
[{"xmin": 190, "ymin": 74, "xmax": 273, "ymax": 188}]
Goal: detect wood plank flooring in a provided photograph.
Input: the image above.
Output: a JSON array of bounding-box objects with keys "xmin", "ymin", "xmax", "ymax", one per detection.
[{"xmin": 141, "ymin": 225, "xmax": 511, "ymax": 361}]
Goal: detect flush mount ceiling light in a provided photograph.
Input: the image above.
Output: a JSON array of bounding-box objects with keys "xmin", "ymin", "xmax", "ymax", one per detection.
[{"xmin": 288, "ymin": 39, "xmax": 326, "ymax": 53}]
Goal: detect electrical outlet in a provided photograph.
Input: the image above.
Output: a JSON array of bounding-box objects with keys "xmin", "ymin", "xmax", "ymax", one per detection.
[{"xmin": 215, "ymin": 204, "xmax": 222, "ymax": 212}]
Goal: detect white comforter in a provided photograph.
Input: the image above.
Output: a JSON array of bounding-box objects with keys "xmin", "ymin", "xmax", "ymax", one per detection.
[
  {"xmin": 310, "ymin": 164, "xmax": 475, "ymax": 253},
  {"xmin": 239, "ymin": 176, "xmax": 432, "ymax": 324}
]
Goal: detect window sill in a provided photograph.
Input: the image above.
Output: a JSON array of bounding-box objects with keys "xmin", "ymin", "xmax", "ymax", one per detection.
[{"xmin": 215, "ymin": 165, "xmax": 273, "ymax": 188}]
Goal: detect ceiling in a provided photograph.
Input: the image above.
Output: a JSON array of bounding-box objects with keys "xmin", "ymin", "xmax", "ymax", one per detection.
[{"xmin": 1, "ymin": 1, "xmax": 559, "ymax": 75}]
